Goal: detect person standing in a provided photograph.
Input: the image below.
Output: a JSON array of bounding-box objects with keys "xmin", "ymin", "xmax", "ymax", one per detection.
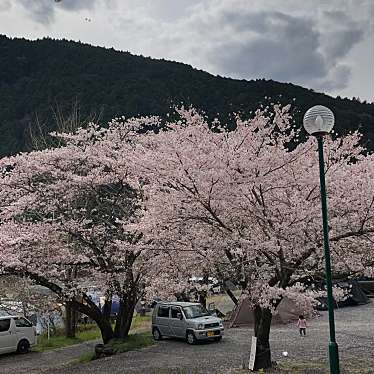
[{"xmin": 297, "ymin": 315, "xmax": 307, "ymax": 336}]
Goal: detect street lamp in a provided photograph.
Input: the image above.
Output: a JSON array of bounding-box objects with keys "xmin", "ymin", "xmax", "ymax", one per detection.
[{"xmin": 303, "ymin": 105, "xmax": 340, "ymax": 374}]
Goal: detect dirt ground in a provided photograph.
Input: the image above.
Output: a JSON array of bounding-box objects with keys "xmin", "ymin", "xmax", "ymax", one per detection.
[{"xmin": 1, "ymin": 301, "xmax": 374, "ymax": 374}]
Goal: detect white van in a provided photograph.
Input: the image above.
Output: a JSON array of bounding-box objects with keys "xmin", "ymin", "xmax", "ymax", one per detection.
[{"xmin": 0, "ymin": 316, "xmax": 37, "ymax": 354}]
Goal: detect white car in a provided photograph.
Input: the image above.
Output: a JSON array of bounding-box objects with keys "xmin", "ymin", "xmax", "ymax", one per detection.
[{"xmin": 0, "ymin": 316, "xmax": 37, "ymax": 354}]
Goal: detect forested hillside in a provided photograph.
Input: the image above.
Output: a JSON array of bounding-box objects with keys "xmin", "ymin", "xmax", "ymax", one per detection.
[{"xmin": 1, "ymin": 35, "xmax": 373, "ymax": 156}]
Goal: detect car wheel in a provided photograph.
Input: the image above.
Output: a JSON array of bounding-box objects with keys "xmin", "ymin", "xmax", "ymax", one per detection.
[
  {"xmin": 186, "ymin": 331, "xmax": 196, "ymax": 345},
  {"xmin": 17, "ymin": 339, "xmax": 30, "ymax": 354},
  {"xmin": 152, "ymin": 327, "xmax": 162, "ymax": 341},
  {"xmin": 214, "ymin": 336, "xmax": 223, "ymax": 342}
]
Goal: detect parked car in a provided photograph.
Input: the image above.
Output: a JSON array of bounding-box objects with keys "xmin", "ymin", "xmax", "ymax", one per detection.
[
  {"xmin": 151, "ymin": 302, "xmax": 224, "ymax": 344},
  {"xmin": 0, "ymin": 316, "xmax": 37, "ymax": 354}
]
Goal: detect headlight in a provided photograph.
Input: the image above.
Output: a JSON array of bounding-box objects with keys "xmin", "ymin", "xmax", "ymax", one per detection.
[
  {"xmin": 219, "ymin": 322, "xmax": 223, "ymax": 328},
  {"xmin": 197, "ymin": 323, "xmax": 204, "ymax": 330}
]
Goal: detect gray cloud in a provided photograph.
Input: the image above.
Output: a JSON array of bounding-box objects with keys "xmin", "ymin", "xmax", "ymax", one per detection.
[
  {"xmin": 16, "ymin": 0, "xmax": 99, "ymax": 24},
  {"xmin": 315, "ymin": 64, "xmax": 351, "ymax": 91},
  {"xmin": 165, "ymin": 1, "xmax": 369, "ymax": 92},
  {"xmin": 323, "ymin": 29, "xmax": 363, "ymax": 62},
  {"xmin": 1, "ymin": 0, "xmax": 373, "ymax": 96},
  {"xmin": 0, "ymin": 0, "xmax": 11, "ymax": 12},
  {"xmin": 320, "ymin": 10, "xmax": 365, "ymax": 64},
  {"xmin": 111, "ymin": 0, "xmax": 369, "ymax": 92},
  {"xmin": 207, "ymin": 11, "xmax": 327, "ymax": 82}
]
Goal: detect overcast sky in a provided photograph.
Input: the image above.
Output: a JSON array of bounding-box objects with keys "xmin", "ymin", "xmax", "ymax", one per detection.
[{"xmin": 1, "ymin": 0, "xmax": 374, "ymax": 102}]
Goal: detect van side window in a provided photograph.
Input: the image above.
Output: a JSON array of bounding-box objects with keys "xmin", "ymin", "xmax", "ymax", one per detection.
[
  {"xmin": 0, "ymin": 319, "xmax": 11, "ymax": 332},
  {"xmin": 15, "ymin": 317, "xmax": 33, "ymax": 328},
  {"xmin": 157, "ymin": 306, "xmax": 169, "ymax": 318},
  {"xmin": 171, "ymin": 306, "xmax": 181, "ymax": 319}
]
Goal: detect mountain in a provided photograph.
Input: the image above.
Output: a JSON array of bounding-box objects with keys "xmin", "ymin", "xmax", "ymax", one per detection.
[{"xmin": 1, "ymin": 35, "xmax": 374, "ymax": 157}]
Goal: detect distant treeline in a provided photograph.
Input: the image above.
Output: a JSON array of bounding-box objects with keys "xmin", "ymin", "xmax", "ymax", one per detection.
[{"xmin": 0, "ymin": 34, "xmax": 373, "ymax": 157}]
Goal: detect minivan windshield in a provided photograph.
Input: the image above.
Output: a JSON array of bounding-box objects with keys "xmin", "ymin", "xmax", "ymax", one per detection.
[{"xmin": 183, "ymin": 305, "xmax": 210, "ymax": 319}]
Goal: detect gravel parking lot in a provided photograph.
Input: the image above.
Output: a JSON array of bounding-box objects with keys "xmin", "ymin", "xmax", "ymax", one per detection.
[{"xmin": 1, "ymin": 301, "xmax": 374, "ymax": 374}]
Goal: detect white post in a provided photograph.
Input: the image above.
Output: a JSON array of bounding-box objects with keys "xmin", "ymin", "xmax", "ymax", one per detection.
[{"xmin": 248, "ymin": 336, "xmax": 257, "ymax": 371}]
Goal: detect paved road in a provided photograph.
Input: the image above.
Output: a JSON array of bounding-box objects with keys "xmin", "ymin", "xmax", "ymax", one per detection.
[{"xmin": 1, "ymin": 302, "xmax": 374, "ymax": 373}]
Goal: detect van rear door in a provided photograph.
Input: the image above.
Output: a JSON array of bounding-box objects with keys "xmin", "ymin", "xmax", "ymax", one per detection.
[{"xmin": 0, "ymin": 318, "xmax": 17, "ymax": 354}]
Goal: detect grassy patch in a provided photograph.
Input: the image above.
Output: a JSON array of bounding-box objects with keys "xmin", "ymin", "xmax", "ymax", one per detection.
[
  {"xmin": 34, "ymin": 324, "xmax": 101, "ymax": 352},
  {"xmin": 35, "ymin": 335, "xmax": 82, "ymax": 352},
  {"xmin": 130, "ymin": 314, "xmax": 151, "ymax": 332},
  {"xmin": 106, "ymin": 332, "xmax": 154, "ymax": 353},
  {"xmin": 72, "ymin": 332, "xmax": 154, "ymax": 364},
  {"xmin": 207, "ymin": 290, "xmax": 241, "ymax": 305},
  {"xmin": 75, "ymin": 351, "xmax": 96, "ymax": 364},
  {"xmin": 35, "ymin": 315, "xmax": 151, "ymax": 352}
]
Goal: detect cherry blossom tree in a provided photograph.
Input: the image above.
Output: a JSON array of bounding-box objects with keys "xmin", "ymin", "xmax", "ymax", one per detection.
[
  {"xmin": 0, "ymin": 120, "xmax": 166, "ymax": 343},
  {"xmin": 1, "ymin": 105, "xmax": 373, "ymax": 368},
  {"xmin": 131, "ymin": 106, "xmax": 374, "ymax": 369}
]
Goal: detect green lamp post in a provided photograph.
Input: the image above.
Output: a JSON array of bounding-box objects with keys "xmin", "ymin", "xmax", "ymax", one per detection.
[{"xmin": 303, "ymin": 105, "xmax": 340, "ymax": 374}]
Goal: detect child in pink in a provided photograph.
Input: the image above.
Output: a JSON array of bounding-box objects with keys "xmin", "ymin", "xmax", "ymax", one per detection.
[{"xmin": 297, "ymin": 315, "xmax": 307, "ymax": 336}]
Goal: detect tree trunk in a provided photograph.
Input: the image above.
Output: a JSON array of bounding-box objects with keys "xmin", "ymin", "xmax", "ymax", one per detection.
[
  {"xmin": 72, "ymin": 309, "xmax": 77, "ymax": 334},
  {"xmin": 97, "ymin": 317, "xmax": 115, "ymax": 344},
  {"xmin": 198, "ymin": 292, "xmax": 207, "ymax": 308},
  {"xmin": 253, "ymin": 306, "xmax": 272, "ymax": 370},
  {"xmin": 222, "ymin": 282, "xmax": 238, "ymax": 306},
  {"xmin": 22, "ymin": 301, "xmax": 29, "ymax": 318},
  {"xmin": 65, "ymin": 302, "xmax": 76, "ymax": 338},
  {"xmin": 113, "ymin": 293, "xmax": 136, "ymax": 339},
  {"xmin": 103, "ymin": 296, "xmax": 112, "ymax": 321},
  {"xmin": 69, "ymin": 296, "xmax": 115, "ymax": 344},
  {"xmin": 65, "ymin": 267, "xmax": 78, "ymax": 338}
]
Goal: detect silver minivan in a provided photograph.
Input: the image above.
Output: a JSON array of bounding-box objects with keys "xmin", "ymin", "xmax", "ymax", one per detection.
[
  {"xmin": 152, "ymin": 302, "xmax": 224, "ymax": 344},
  {"xmin": 0, "ymin": 316, "xmax": 37, "ymax": 354}
]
